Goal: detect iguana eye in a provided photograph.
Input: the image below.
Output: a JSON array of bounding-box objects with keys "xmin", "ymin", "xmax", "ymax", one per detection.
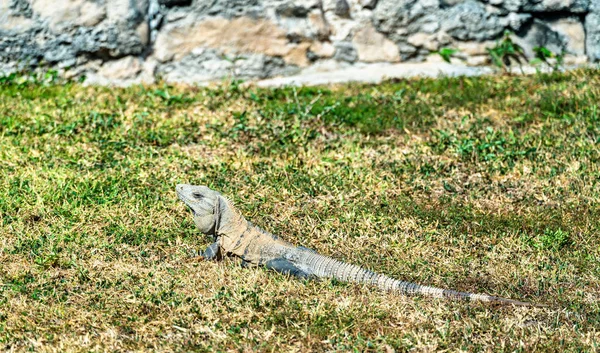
[{"xmin": 192, "ymin": 192, "xmax": 203, "ymax": 200}]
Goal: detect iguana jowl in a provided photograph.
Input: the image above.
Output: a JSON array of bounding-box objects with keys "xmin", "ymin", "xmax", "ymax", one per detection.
[{"xmin": 177, "ymin": 184, "xmax": 538, "ymax": 306}]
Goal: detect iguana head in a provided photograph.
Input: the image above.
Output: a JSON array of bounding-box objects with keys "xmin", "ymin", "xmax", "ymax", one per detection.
[{"xmin": 176, "ymin": 184, "xmax": 223, "ymax": 239}]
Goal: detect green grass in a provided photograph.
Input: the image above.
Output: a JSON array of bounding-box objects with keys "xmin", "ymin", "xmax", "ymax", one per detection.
[{"xmin": 1, "ymin": 70, "xmax": 599, "ymax": 352}]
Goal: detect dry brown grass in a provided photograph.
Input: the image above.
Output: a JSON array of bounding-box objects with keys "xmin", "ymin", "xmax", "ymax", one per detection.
[{"xmin": 1, "ymin": 70, "xmax": 599, "ymax": 351}]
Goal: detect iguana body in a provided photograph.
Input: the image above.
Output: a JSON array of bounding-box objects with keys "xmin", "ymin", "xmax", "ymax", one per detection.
[{"xmin": 177, "ymin": 184, "xmax": 539, "ymax": 306}]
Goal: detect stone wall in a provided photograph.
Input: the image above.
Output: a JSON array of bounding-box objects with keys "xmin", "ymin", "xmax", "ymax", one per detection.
[{"xmin": 1, "ymin": 0, "xmax": 598, "ymax": 84}]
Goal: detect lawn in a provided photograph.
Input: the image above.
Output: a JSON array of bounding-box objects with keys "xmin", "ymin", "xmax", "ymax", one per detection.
[{"xmin": 1, "ymin": 69, "xmax": 599, "ymax": 352}]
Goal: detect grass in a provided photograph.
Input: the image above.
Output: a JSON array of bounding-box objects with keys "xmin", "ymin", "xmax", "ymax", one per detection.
[{"xmin": 1, "ymin": 69, "xmax": 599, "ymax": 352}]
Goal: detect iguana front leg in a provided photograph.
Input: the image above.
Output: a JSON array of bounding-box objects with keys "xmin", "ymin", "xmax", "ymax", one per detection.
[{"xmin": 191, "ymin": 241, "xmax": 221, "ymax": 260}]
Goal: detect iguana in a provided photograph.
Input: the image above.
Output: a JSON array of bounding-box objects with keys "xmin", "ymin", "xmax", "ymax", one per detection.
[{"xmin": 177, "ymin": 184, "xmax": 541, "ymax": 307}]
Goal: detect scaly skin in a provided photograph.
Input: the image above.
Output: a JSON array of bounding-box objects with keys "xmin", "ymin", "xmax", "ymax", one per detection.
[{"xmin": 177, "ymin": 184, "xmax": 543, "ymax": 307}]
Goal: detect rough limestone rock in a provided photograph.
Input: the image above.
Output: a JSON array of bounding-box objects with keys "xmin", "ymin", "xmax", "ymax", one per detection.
[
  {"xmin": 0, "ymin": 0, "xmax": 147, "ymax": 67},
  {"xmin": 98, "ymin": 56, "xmax": 143, "ymax": 80},
  {"xmin": 546, "ymin": 17, "xmax": 586, "ymax": 55},
  {"xmin": 586, "ymin": 0, "xmax": 600, "ymax": 61},
  {"xmin": 353, "ymin": 25, "xmax": 400, "ymax": 62},
  {"xmin": 158, "ymin": 0, "xmax": 192, "ymax": 7},
  {"xmin": 520, "ymin": 0, "xmax": 590, "ymax": 13},
  {"xmin": 586, "ymin": 13, "xmax": 600, "ymax": 61},
  {"xmin": 157, "ymin": 48, "xmax": 297, "ymax": 83},
  {"xmin": 333, "ymin": 41, "xmax": 358, "ymax": 62},
  {"xmin": 407, "ymin": 32, "xmax": 441, "ymax": 51},
  {"xmin": 0, "ymin": 16, "xmax": 35, "ymax": 33},
  {"xmin": 515, "ymin": 19, "xmax": 564, "ymax": 57},
  {"xmin": 506, "ymin": 12, "xmax": 532, "ymax": 30},
  {"xmin": 361, "ymin": 0, "xmax": 378, "ymax": 10},
  {"xmin": 309, "ymin": 41, "xmax": 336, "ymax": 59},
  {"xmin": 372, "ymin": 0, "xmax": 438, "ymax": 39},
  {"xmin": 456, "ymin": 41, "xmax": 497, "ymax": 56},
  {"xmin": 0, "ymin": 0, "xmax": 596, "ymax": 84},
  {"xmin": 334, "ymin": 0, "xmax": 351, "ymax": 18},
  {"xmin": 192, "ymin": 0, "xmax": 263, "ymax": 18},
  {"xmin": 276, "ymin": 3, "xmax": 311, "ymax": 18},
  {"xmin": 31, "ymin": 0, "xmax": 93, "ymax": 31},
  {"xmin": 488, "ymin": 0, "xmax": 590, "ymax": 13},
  {"xmin": 441, "ymin": 1, "xmax": 506, "ymax": 41},
  {"xmin": 307, "ymin": 9, "xmax": 332, "ymax": 40},
  {"xmin": 0, "ymin": 0, "xmax": 35, "ymax": 33},
  {"xmin": 154, "ymin": 16, "xmax": 311, "ymax": 66}
]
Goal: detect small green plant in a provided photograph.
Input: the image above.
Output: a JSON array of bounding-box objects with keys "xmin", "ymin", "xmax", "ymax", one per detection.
[
  {"xmin": 435, "ymin": 48, "xmax": 459, "ymax": 63},
  {"xmin": 0, "ymin": 68, "xmax": 61, "ymax": 86},
  {"xmin": 0, "ymin": 72, "xmax": 18, "ymax": 85},
  {"xmin": 222, "ymin": 54, "xmax": 247, "ymax": 91},
  {"xmin": 487, "ymin": 31, "xmax": 527, "ymax": 74},
  {"xmin": 532, "ymin": 46, "xmax": 564, "ymax": 72},
  {"xmin": 147, "ymin": 86, "xmax": 193, "ymax": 106},
  {"xmin": 535, "ymin": 228, "xmax": 571, "ymax": 251}
]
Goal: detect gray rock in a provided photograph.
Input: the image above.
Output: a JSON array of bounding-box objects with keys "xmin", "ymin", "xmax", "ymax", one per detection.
[
  {"xmin": 193, "ymin": 0, "xmax": 264, "ymax": 18},
  {"xmin": 0, "ymin": 61, "xmax": 18, "ymax": 76},
  {"xmin": 372, "ymin": 0, "xmax": 412, "ymax": 34},
  {"xmin": 276, "ymin": 3, "xmax": 310, "ymax": 17},
  {"xmin": 505, "ymin": 12, "xmax": 531, "ymax": 31},
  {"xmin": 106, "ymin": 0, "xmax": 149, "ymax": 25},
  {"xmin": 238, "ymin": 55, "xmax": 297, "ymax": 79},
  {"xmin": 56, "ymin": 58, "xmax": 77, "ymax": 69},
  {"xmin": 545, "ymin": 16, "xmax": 586, "ymax": 56},
  {"xmin": 9, "ymin": 0, "xmax": 33, "ymax": 17},
  {"xmin": 585, "ymin": 13, "xmax": 600, "ymax": 61},
  {"xmin": 158, "ymin": 48, "xmax": 231, "ymax": 83},
  {"xmin": 501, "ymin": 0, "xmax": 524, "ymax": 12},
  {"xmin": 333, "ymin": 41, "xmax": 358, "ymax": 62},
  {"xmin": 43, "ymin": 36, "xmax": 77, "ymax": 63},
  {"xmin": 0, "ymin": 30, "xmax": 42, "ymax": 64},
  {"xmin": 98, "ymin": 56, "xmax": 143, "ymax": 79},
  {"xmin": 514, "ymin": 19, "xmax": 564, "ymax": 58},
  {"xmin": 397, "ymin": 41, "xmax": 418, "ymax": 61},
  {"xmin": 373, "ymin": 0, "xmax": 442, "ymax": 39},
  {"xmin": 418, "ymin": 17, "xmax": 441, "ymax": 34},
  {"xmin": 158, "ymin": 0, "xmax": 192, "ymax": 7},
  {"xmin": 73, "ymin": 26, "xmax": 146, "ymax": 59},
  {"xmin": 521, "ymin": 0, "xmax": 589, "ymax": 13},
  {"xmin": 157, "ymin": 49, "xmax": 297, "ymax": 83},
  {"xmin": 490, "ymin": 0, "xmax": 589, "ymax": 12},
  {"xmin": 0, "ymin": 0, "xmax": 151, "ymax": 68},
  {"xmin": 440, "ymin": 0, "xmax": 467, "ymax": 6},
  {"xmin": 441, "ymin": 0, "xmax": 505, "ymax": 41},
  {"xmin": 334, "ymin": 0, "xmax": 351, "ymax": 18},
  {"xmin": 361, "ymin": 0, "xmax": 378, "ymax": 10},
  {"xmin": 148, "ymin": 0, "xmax": 164, "ymax": 42}
]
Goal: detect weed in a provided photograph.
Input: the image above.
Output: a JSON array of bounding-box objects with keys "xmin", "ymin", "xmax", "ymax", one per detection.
[
  {"xmin": 537, "ymin": 228, "xmax": 572, "ymax": 251},
  {"xmin": 146, "ymin": 85, "xmax": 194, "ymax": 106},
  {"xmin": 532, "ymin": 46, "xmax": 565, "ymax": 72},
  {"xmin": 435, "ymin": 47, "xmax": 459, "ymax": 63},
  {"xmin": 487, "ymin": 31, "xmax": 528, "ymax": 74}
]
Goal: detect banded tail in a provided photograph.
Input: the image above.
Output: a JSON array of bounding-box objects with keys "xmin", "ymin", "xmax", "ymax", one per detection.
[{"xmin": 297, "ymin": 251, "xmax": 542, "ymax": 307}]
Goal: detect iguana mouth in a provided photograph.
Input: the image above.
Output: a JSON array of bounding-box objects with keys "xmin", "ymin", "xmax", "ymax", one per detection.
[
  {"xmin": 185, "ymin": 205, "xmax": 196, "ymax": 216},
  {"xmin": 176, "ymin": 185, "xmax": 194, "ymax": 209}
]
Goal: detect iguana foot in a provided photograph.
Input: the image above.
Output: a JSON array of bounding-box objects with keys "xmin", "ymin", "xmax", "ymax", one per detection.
[{"xmin": 189, "ymin": 241, "xmax": 221, "ymax": 261}]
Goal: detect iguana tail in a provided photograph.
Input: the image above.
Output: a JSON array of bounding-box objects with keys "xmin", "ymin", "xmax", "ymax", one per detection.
[{"xmin": 298, "ymin": 252, "xmax": 542, "ymax": 307}]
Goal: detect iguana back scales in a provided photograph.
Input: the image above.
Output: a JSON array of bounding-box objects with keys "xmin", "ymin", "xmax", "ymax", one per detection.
[{"xmin": 177, "ymin": 184, "xmax": 541, "ymax": 307}]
